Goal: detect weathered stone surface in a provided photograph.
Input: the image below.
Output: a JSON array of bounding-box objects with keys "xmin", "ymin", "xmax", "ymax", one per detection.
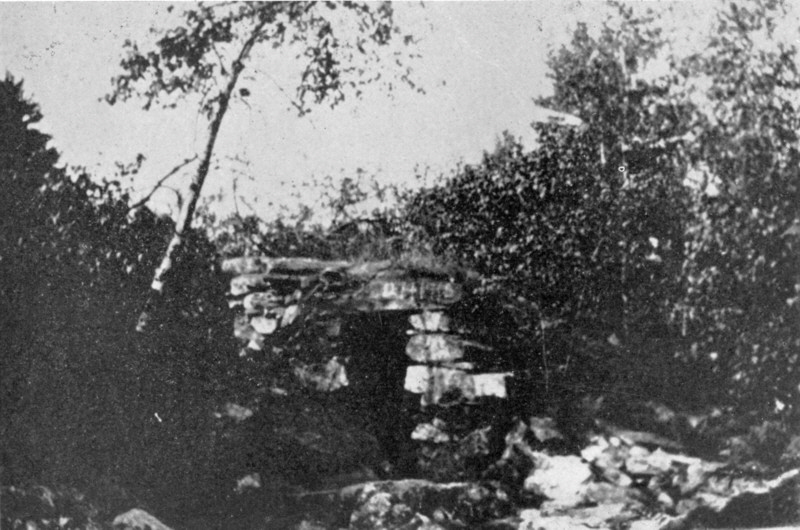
[
  {"xmin": 294, "ymin": 357, "xmax": 349, "ymax": 392},
  {"xmin": 625, "ymin": 445, "xmax": 657, "ymax": 475},
  {"xmin": 243, "ymin": 291, "xmax": 283, "ymax": 313},
  {"xmin": 404, "ymin": 366, "xmax": 471, "ymax": 403},
  {"xmin": 472, "ymin": 373, "xmax": 510, "ymax": 399},
  {"xmin": 581, "ymin": 436, "xmax": 634, "ymax": 486},
  {"xmin": 230, "ymin": 273, "xmax": 270, "ymax": 296},
  {"xmin": 281, "ymin": 304, "xmax": 300, "ymax": 326},
  {"xmin": 359, "ymin": 278, "xmax": 463, "ymax": 311},
  {"xmin": 584, "ymin": 482, "xmax": 643, "ymax": 507},
  {"xmin": 405, "ymin": 334, "xmax": 464, "ymax": 363},
  {"xmin": 518, "ymin": 502, "xmax": 643, "ymax": 529},
  {"xmin": 624, "ymin": 471, "xmax": 800, "ymax": 529},
  {"xmin": 523, "ymin": 454, "xmax": 593, "ymax": 509},
  {"xmin": 411, "ymin": 419, "xmax": 451, "ymax": 443},
  {"xmin": 250, "ymin": 316, "xmax": 278, "ymax": 335},
  {"xmin": 230, "ymin": 273, "xmax": 315, "ymax": 296},
  {"xmin": 404, "ymin": 366, "xmax": 510, "ymax": 405},
  {"xmin": 222, "ymin": 256, "xmax": 351, "ymax": 275},
  {"xmin": 233, "ymin": 315, "xmax": 260, "ymax": 341},
  {"xmin": 409, "ymin": 311, "xmax": 451, "ymax": 332},
  {"xmin": 112, "ymin": 508, "xmax": 174, "ymax": 530},
  {"xmin": 344, "ymin": 480, "xmax": 512, "ymax": 530},
  {"xmin": 404, "ymin": 366, "xmax": 471, "ymax": 406},
  {"xmin": 345, "ymin": 260, "xmax": 394, "ymax": 278},
  {"xmin": 247, "ymin": 335, "xmax": 264, "ymax": 351}
]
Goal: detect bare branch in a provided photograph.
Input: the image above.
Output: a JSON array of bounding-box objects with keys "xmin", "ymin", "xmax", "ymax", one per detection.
[{"xmin": 127, "ymin": 155, "xmax": 198, "ymax": 212}]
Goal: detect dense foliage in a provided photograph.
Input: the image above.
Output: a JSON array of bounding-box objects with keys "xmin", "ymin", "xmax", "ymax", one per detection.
[
  {"xmin": 674, "ymin": 0, "xmax": 800, "ymax": 408},
  {"xmin": 403, "ymin": 1, "xmax": 800, "ymax": 412},
  {"xmin": 0, "ymin": 74, "xmax": 236, "ymax": 509}
]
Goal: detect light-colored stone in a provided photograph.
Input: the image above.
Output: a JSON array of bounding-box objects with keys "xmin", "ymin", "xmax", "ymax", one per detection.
[
  {"xmin": 235, "ymin": 473, "xmax": 262, "ymax": 493},
  {"xmin": 403, "ymin": 365, "xmax": 472, "ymax": 405},
  {"xmin": 411, "ymin": 418, "xmax": 451, "ymax": 443},
  {"xmin": 281, "ymin": 304, "xmax": 300, "ymax": 326},
  {"xmin": 404, "ymin": 366, "xmax": 511, "ymax": 405},
  {"xmin": 243, "ymin": 291, "xmax": 283, "ymax": 312},
  {"xmin": 625, "ymin": 445, "xmax": 655, "ymax": 475},
  {"xmin": 360, "ymin": 278, "xmax": 463, "ymax": 311},
  {"xmin": 230, "ymin": 273, "xmax": 269, "ymax": 296},
  {"xmin": 409, "ymin": 311, "xmax": 451, "ymax": 332},
  {"xmin": 246, "ymin": 335, "xmax": 264, "ymax": 351},
  {"xmin": 250, "ymin": 316, "xmax": 278, "ymax": 335},
  {"xmin": 472, "ymin": 373, "xmax": 509, "ymax": 399},
  {"xmin": 406, "ymin": 334, "xmax": 464, "ymax": 362},
  {"xmin": 222, "ymin": 256, "xmax": 350, "ymax": 275},
  {"xmin": 112, "ymin": 509, "xmax": 174, "ymax": 530},
  {"xmin": 518, "ymin": 509, "xmax": 592, "ymax": 530},
  {"xmin": 233, "ymin": 315, "xmax": 260, "ymax": 341},
  {"xmin": 523, "ymin": 454, "xmax": 593, "ymax": 509}
]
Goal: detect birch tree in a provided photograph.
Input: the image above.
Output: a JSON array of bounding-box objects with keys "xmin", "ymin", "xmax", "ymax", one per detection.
[{"xmin": 107, "ymin": 1, "xmax": 419, "ymax": 332}]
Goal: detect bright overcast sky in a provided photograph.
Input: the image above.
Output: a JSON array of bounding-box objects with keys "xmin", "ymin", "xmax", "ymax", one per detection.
[{"xmin": 0, "ymin": 1, "xmax": 719, "ymax": 222}]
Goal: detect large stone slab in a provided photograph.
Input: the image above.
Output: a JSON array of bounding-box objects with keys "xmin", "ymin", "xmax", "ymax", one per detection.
[
  {"xmin": 222, "ymin": 256, "xmax": 351, "ymax": 275},
  {"xmin": 404, "ymin": 366, "xmax": 510, "ymax": 405},
  {"xmin": 357, "ymin": 278, "xmax": 463, "ymax": 311},
  {"xmin": 230, "ymin": 273, "xmax": 315, "ymax": 296}
]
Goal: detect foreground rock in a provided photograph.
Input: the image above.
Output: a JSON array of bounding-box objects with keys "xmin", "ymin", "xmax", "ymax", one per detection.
[
  {"xmin": 112, "ymin": 508, "xmax": 174, "ymax": 530},
  {"xmin": 344, "ymin": 479, "xmax": 513, "ymax": 529}
]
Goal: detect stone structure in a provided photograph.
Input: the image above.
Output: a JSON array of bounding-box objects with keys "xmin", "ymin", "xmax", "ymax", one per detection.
[{"xmin": 221, "ymin": 256, "xmax": 512, "ymax": 407}]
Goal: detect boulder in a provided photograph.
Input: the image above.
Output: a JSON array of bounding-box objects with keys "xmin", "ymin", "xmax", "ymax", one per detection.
[
  {"xmin": 112, "ymin": 509, "xmax": 173, "ymax": 530},
  {"xmin": 523, "ymin": 454, "xmax": 593, "ymax": 509}
]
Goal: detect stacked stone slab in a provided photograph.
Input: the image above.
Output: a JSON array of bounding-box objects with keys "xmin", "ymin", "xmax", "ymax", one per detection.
[
  {"xmin": 221, "ymin": 256, "xmax": 512, "ymax": 406},
  {"xmin": 404, "ymin": 310, "xmax": 511, "ymax": 406}
]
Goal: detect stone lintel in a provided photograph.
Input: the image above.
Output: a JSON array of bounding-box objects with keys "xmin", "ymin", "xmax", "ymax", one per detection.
[
  {"xmin": 230, "ymin": 273, "xmax": 317, "ymax": 296},
  {"xmin": 222, "ymin": 256, "xmax": 352, "ymax": 275},
  {"xmin": 359, "ymin": 278, "xmax": 463, "ymax": 309}
]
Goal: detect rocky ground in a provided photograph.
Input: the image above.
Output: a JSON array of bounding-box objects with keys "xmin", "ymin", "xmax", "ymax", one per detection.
[{"xmin": 4, "ymin": 395, "xmax": 800, "ymax": 530}]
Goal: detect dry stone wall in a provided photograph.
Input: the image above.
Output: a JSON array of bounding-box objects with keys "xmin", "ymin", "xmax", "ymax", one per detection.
[{"xmin": 222, "ymin": 256, "xmax": 512, "ymax": 407}]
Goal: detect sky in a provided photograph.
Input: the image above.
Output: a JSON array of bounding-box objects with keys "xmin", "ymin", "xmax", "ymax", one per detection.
[{"xmin": 0, "ymin": 1, "xmax": 716, "ymax": 223}]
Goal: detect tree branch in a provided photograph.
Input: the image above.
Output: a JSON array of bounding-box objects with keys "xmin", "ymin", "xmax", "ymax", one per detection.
[{"xmin": 127, "ymin": 155, "xmax": 198, "ymax": 212}]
